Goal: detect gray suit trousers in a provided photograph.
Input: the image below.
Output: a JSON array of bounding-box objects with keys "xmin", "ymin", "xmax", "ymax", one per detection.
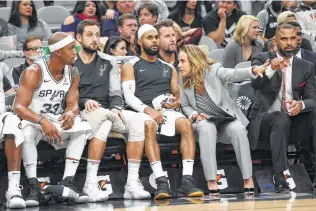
[{"xmin": 193, "ymin": 119, "xmax": 253, "ymax": 181}]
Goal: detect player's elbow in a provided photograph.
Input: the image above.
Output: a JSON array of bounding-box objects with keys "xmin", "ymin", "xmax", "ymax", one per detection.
[{"xmin": 13, "ymin": 104, "xmax": 24, "ymax": 117}]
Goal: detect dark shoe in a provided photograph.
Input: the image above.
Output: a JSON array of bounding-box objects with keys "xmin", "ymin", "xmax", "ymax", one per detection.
[
  {"xmin": 178, "ymin": 175, "xmax": 204, "ymax": 197},
  {"xmin": 154, "ymin": 176, "xmax": 172, "ymax": 200},
  {"xmin": 273, "ymin": 172, "xmax": 290, "ymax": 193},
  {"xmin": 209, "ymin": 189, "xmax": 220, "ymax": 198},
  {"xmin": 25, "ymin": 178, "xmax": 43, "ymax": 207},
  {"xmin": 58, "ymin": 176, "xmax": 89, "ymax": 203},
  {"xmin": 244, "ymin": 188, "xmax": 255, "ymax": 195}
]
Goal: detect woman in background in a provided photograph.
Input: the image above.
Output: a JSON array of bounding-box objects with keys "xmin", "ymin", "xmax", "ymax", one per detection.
[
  {"xmin": 61, "ymin": 0, "xmax": 102, "ymax": 37},
  {"xmin": 168, "ymin": 0, "xmax": 202, "ymax": 29},
  {"xmin": 223, "ymin": 15, "xmax": 263, "ymax": 68},
  {"xmin": 7, "ymin": 0, "xmax": 52, "ymax": 50}
]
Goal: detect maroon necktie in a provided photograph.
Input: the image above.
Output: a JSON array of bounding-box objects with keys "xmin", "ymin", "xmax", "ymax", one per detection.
[{"xmin": 281, "ymin": 65, "xmax": 288, "ymax": 112}]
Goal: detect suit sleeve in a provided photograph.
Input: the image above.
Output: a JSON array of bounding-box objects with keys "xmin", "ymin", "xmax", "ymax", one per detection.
[
  {"xmin": 301, "ymin": 63, "xmax": 316, "ymax": 111},
  {"xmin": 179, "ymin": 77, "xmax": 198, "ymax": 120},
  {"xmin": 212, "ymin": 63, "xmax": 251, "ymax": 83},
  {"xmin": 251, "ymin": 53, "xmax": 271, "ymax": 89}
]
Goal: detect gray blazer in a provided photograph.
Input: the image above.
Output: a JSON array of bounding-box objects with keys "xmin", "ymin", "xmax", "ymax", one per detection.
[
  {"xmin": 223, "ymin": 39, "xmax": 264, "ymax": 68},
  {"xmin": 180, "ymin": 63, "xmax": 252, "ymax": 127}
]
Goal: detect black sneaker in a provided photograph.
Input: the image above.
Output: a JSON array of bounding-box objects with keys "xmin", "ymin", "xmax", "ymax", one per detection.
[
  {"xmin": 58, "ymin": 176, "xmax": 89, "ymax": 203},
  {"xmin": 178, "ymin": 175, "xmax": 204, "ymax": 197},
  {"xmin": 154, "ymin": 176, "xmax": 172, "ymax": 200},
  {"xmin": 25, "ymin": 178, "xmax": 43, "ymax": 207},
  {"xmin": 273, "ymin": 172, "xmax": 290, "ymax": 193}
]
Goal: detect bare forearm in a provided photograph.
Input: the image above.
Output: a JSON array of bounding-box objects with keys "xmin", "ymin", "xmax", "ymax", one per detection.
[
  {"xmin": 14, "ymin": 105, "xmax": 42, "ymax": 123},
  {"xmin": 64, "ymin": 104, "xmax": 79, "ymax": 115},
  {"xmin": 208, "ymin": 20, "xmax": 226, "ymax": 46}
]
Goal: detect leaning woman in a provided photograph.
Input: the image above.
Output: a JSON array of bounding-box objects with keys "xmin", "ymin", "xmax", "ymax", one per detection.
[{"xmin": 178, "ymin": 44, "xmax": 268, "ymax": 197}]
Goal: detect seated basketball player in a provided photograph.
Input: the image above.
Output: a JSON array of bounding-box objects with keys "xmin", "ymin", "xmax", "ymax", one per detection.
[
  {"xmin": 121, "ymin": 24, "xmax": 204, "ymax": 199},
  {"xmin": 74, "ymin": 19, "xmax": 150, "ymax": 202},
  {"xmin": 0, "ymin": 72, "xmax": 25, "ymax": 209},
  {"xmin": 13, "ymin": 32, "xmax": 93, "ymax": 207}
]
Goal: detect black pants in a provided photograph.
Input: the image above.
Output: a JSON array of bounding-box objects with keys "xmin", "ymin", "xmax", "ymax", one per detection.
[{"xmin": 258, "ymin": 109, "xmax": 316, "ymax": 174}]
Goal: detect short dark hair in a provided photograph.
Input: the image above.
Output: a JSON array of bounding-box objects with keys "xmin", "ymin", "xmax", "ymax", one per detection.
[
  {"xmin": 286, "ymin": 21, "xmax": 302, "ymax": 30},
  {"xmin": 118, "ymin": 13, "xmax": 137, "ymax": 27},
  {"xmin": 138, "ymin": 3, "xmax": 159, "ymax": 17},
  {"xmin": 276, "ymin": 23, "xmax": 294, "ymax": 34},
  {"xmin": 154, "ymin": 19, "xmax": 174, "ymax": 34},
  {"xmin": 23, "ymin": 36, "xmax": 41, "ymax": 51},
  {"xmin": 76, "ymin": 19, "xmax": 100, "ymax": 36}
]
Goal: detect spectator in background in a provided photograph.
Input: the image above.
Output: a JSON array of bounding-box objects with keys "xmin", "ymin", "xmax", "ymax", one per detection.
[
  {"xmin": 99, "ymin": 0, "xmax": 117, "ymax": 19},
  {"xmin": 137, "ymin": 3, "xmax": 159, "ymax": 26},
  {"xmin": 0, "ymin": 50, "xmax": 24, "ymax": 62},
  {"xmin": 168, "ymin": 0, "xmax": 203, "ymax": 29},
  {"xmin": 0, "ymin": 18, "xmax": 8, "ymax": 37},
  {"xmin": 277, "ymin": 11, "xmax": 313, "ymax": 52},
  {"xmin": 295, "ymin": 0, "xmax": 316, "ymax": 45},
  {"xmin": 62, "ymin": 1, "xmax": 103, "ymax": 38},
  {"xmin": 104, "ymin": 36, "xmax": 128, "ymax": 57},
  {"xmin": 223, "ymin": 15, "xmax": 263, "ymax": 68},
  {"xmin": 267, "ymin": 37, "xmax": 277, "ymax": 52},
  {"xmin": 173, "ymin": 22, "xmax": 202, "ymax": 52},
  {"xmin": 257, "ymin": 0, "xmax": 296, "ymax": 42},
  {"xmin": 287, "ymin": 21, "xmax": 316, "ymax": 74},
  {"xmin": 7, "ymin": 0, "xmax": 51, "ymax": 50},
  {"xmin": 102, "ymin": 0, "xmax": 136, "ymax": 37},
  {"xmin": 135, "ymin": 0, "xmax": 169, "ymax": 21},
  {"xmin": 202, "ymin": 0, "xmax": 246, "ymax": 48},
  {"xmin": 0, "ymin": 62, "xmax": 14, "ymax": 87},
  {"xmin": 118, "ymin": 13, "xmax": 137, "ymax": 56},
  {"xmin": 154, "ymin": 20, "xmax": 179, "ymax": 71},
  {"xmin": 12, "ymin": 36, "xmax": 42, "ymax": 89}
]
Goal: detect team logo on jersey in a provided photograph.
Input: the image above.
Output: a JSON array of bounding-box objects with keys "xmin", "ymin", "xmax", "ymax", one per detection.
[
  {"xmin": 162, "ymin": 68, "xmax": 169, "ymax": 77},
  {"xmin": 99, "ymin": 64, "xmax": 107, "ymax": 76},
  {"xmin": 63, "ymin": 78, "xmax": 69, "ymax": 85}
]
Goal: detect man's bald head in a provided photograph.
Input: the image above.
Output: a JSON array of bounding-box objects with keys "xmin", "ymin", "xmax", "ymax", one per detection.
[
  {"xmin": 48, "ymin": 32, "xmax": 77, "ymax": 65},
  {"xmin": 48, "ymin": 32, "xmax": 70, "ymax": 46}
]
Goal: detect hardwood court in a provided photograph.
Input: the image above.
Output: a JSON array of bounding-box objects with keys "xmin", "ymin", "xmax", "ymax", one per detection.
[{"xmin": 17, "ymin": 192, "xmax": 316, "ymax": 211}]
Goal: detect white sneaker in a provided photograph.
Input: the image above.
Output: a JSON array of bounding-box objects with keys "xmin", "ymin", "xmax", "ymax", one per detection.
[
  {"xmin": 82, "ymin": 182, "xmax": 109, "ymax": 203},
  {"xmin": 6, "ymin": 186, "xmax": 26, "ymax": 209},
  {"xmin": 123, "ymin": 180, "xmax": 151, "ymax": 199}
]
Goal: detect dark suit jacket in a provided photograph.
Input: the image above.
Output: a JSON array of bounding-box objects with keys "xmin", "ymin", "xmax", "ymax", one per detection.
[
  {"xmin": 247, "ymin": 51, "xmax": 316, "ymax": 149},
  {"xmin": 301, "ymin": 49, "xmax": 316, "ymax": 75}
]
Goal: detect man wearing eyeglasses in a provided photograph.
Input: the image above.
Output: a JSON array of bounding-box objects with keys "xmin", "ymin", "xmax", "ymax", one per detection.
[{"xmin": 12, "ymin": 36, "xmax": 43, "ymax": 89}]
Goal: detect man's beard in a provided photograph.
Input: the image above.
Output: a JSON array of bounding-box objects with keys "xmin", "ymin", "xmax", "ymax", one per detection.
[
  {"xmin": 143, "ymin": 46, "xmax": 159, "ymax": 56},
  {"xmin": 293, "ymin": 45, "xmax": 301, "ymax": 55},
  {"xmin": 278, "ymin": 48, "xmax": 294, "ymax": 57},
  {"xmin": 82, "ymin": 44, "xmax": 98, "ymax": 54}
]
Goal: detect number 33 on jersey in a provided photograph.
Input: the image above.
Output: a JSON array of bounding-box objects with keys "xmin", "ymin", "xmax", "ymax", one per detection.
[{"xmin": 30, "ymin": 60, "xmax": 71, "ymax": 116}]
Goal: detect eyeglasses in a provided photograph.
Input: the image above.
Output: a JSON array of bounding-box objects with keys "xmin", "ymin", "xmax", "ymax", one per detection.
[{"xmin": 26, "ymin": 47, "xmax": 43, "ymax": 51}]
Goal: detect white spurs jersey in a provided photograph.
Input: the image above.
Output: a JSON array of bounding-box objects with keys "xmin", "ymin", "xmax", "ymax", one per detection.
[{"xmin": 29, "ymin": 59, "xmax": 72, "ymax": 116}]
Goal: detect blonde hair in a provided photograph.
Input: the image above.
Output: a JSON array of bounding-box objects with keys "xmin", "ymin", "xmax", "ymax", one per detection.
[
  {"xmin": 172, "ymin": 21, "xmax": 183, "ymax": 39},
  {"xmin": 180, "ymin": 45, "xmax": 216, "ymax": 89},
  {"xmin": 233, "ymin": 15, "xmax": 259, "ymax": 45}
]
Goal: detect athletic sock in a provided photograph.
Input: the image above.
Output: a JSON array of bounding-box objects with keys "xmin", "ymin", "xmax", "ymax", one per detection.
[
  {"xmin": 127, "ymin": 159, "xmax": 140, "ymax": 184},
  {"xmin": 150, "ymin": 161, "xmax": 165, "ymax": 179},
  {"xmin": 182, "ymin": 159, "xmax": 194, "ymax": 176}
]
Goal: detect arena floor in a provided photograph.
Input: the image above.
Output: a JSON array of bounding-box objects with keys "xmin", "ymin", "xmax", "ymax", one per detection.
[{"xmin": 2, "ymin": 191, "xmax": 316, "ymax": 211}]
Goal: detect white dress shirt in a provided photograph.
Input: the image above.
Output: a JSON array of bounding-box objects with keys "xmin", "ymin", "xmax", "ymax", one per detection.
[{"xmin": 296, "ymin": 49, "xmax": 302, "ymax": 59}]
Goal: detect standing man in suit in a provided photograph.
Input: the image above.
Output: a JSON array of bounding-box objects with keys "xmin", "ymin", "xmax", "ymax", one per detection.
[{"xmin": 249, "ymin": 23, "xmax": 316, "ymax": 192}]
